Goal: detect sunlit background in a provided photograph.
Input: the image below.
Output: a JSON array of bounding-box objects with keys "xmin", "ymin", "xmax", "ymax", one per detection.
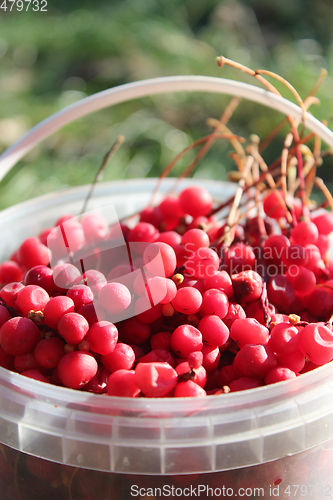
[{"xmin": 0, "ymin": 0, "xmax": 332, "ymax": 209}]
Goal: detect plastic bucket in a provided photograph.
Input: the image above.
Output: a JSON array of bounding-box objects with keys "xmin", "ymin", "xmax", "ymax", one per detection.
[{"xmin": 0, "ymin": 76, "xmax": 333, "ymax": 499}]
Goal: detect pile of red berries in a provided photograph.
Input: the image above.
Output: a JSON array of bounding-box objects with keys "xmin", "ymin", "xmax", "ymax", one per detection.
[{"xmin": 0, "ymin": 183, "xmax": 333, "ymax": 398}]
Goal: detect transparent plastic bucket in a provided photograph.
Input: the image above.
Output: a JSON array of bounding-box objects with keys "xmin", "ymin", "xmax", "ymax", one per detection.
[{"xmin": 0, "ymin": 76, "xmax": 333, "ymax": 499}]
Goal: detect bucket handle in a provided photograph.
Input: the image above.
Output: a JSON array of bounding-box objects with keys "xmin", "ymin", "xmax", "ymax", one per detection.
[{"xmin": 0, "ymin": 75, "xmax": 332, "ymax": 182}]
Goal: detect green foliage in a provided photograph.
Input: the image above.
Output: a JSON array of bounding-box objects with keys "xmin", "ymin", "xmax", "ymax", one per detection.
[{"xmin": 0, "ymin": 0, "xmax": 332, "ymax": 209}]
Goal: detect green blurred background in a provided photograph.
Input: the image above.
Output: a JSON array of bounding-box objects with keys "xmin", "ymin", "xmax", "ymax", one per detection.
[{"xmin": 0, "ymin": 0, "xmax": 332, "ymax": 209}]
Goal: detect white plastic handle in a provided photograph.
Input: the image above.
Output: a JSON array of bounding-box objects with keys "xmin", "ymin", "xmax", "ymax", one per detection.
[{"xmin": 0, "ymin": 75, "xmax": 333, "ymax": 182}]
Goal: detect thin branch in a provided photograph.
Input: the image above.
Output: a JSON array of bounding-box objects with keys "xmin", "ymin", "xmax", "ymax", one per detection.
[
  {"xmin": 168, "ymin": 98, "xmax": 242, "ymax": 192},
  {"xmin": 80, "ymin": 135, "xmax": 125, "ymax": 217},
  {"xmin": 207, "ymin": 117, "xmax": 247, "ymax": 168},
  {"xmin": 314, "ymin": 177, "xmax": 333, "ymax": 211},
  {"xmin": 223, "ymin": 155, "xmax": 254, "ymax": 246},
  {"xmin": 149, "ymin": 132, "xmax": 245, "ymax": 205},
  {"xmin": 255, "ymin": 69, "xmax": 306, "ymax": 119}
]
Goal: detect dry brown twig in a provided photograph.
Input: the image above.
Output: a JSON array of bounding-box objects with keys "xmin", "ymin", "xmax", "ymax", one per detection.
[{"xmin": 149, "ymin": 132, "xmax": 245, "ymax": 206}]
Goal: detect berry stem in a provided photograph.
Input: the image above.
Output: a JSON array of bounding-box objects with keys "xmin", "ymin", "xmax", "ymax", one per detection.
[
  {"xmin": 260, "ymin": 282, "xmax": 271, "ymax": 327},
  {"xmin": 170, "ymin": 97, "xmax": 242, "ymax": 189},
  {"xmin": 255, "ymin": 69, "xmax": 306, "ymax": 120},
  {"xmin": 224, "ymin": 155, "xmax": 254, "ymax": 246},
  {"xmin": 306, "ymin": 67, "xmax": 328, "ymax": 100},
  {"xmin": 217, "ymin": 56, "xmax": 298, "ymax": 131},
  {"xmin": 314, "ymin": 177, "xmax": 333, "ymax": 211},
  {"xmin": 80, "ymin": 135, "xmax": 124, "ymax": 217},
  {"xmin": 207, "ymin": 117, "xmax": 247, "ymax": 168},
  {"xmin": 259, "ymin": 117, "xmax": 289, "ymax": 153},
  {"xmin": 149, "ymin": 132, "xmax": 244, "ymax": 206},
  {"xmin": 294, "ymin": 137, "xmax": 310, "ymax": 219},
  {"xmin": 250, "ymin": 136, "xmax": 268, "ymax": 244}
]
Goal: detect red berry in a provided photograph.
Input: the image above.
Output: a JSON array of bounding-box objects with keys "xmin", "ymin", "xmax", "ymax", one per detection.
[
  {"xmin": 244, "ymin": 300, "xmax": 266, "ymax": 325},
  {"xmin": 107, "ymin": 369, "xmax": 140, "ymax": 397},
  {"xmin": 224, "ymin": 242, "xmax": 256, "ymax": 274},
  {"xmin": 265, "ymin": 367, "xmax": 297, "ymax": 384},
  {"xmin": 267, "ymin": 275, "xmax": 296, "ymax": 314},
  {"xmin": 127, "ymin": 222, "xmax": 159, "ymax": 255},
  {"xmin": 0, "ymin": 282, "xmax": 25, "ymax": 307},
  {"xmin": 0, "ymin": 305, "xmax": 11, "ymax": 328},
  {"xmin": 134, "ymin": 361, "xmax": 178, "ymax": 397},
  {"xmin": 81, "ymin": 213, "xmax": 109, "ymax": 243},
  {"xmin": 231, "ymin": 270, "xmax": 263, "ymax": 303},
  {"xmin": 285, "ymin": 265, "xmax": 316, "ymax": 296},
  {"xmin": 85, "ymin": 321, "xmax": 118, "ymax": 355},
  {"xmin": 24, "ymin": 265, "xmax": 55, "ymax": 295},
  {"xmin": 85, "ymin": 365, "xmax": 109, "ymax": 394},
  {"xmin": 77, "ymin": 302, "xmax": 105, "ymax": 326},
  {"xmin": 101, "ymin": 343, "xmax": 135, "ymax": 373},
  {"xmin": 66, "ymin": 284, "xmax": 94, "ymax": 310},
  {"xmin": 81, "ymin": 269, "xmax": 107, "ymax": 294},
  {"xmin": 119, "ymin": 317, "xmax": 151, "ymax": 345},
  {"xmin": 146, "ymin": 276, "xmax": 177, "ymax": 305},
  {"xmin": 276, "ymin": 348, "xmax": 305, "ymax": 373},
  {"xmin": 200, "ymin": 289, "xmax": 229, "ymax": 319},
  {"xmin": 291, "ymin": 220, "xmax": 319, "ymax": 246},
  {"xmin": 52, "ymin": 264, "xmax": 81, "ymax": 293},
  {"xmin": 0, "ymin": 345, "xmax": 15, "ymax": 370},
  {"xmin": 268, "ymin": 322, "xmax": 299, "ymax": 355},
  {"xmin": 171, "ymin": 324, "xmax": 203, "ymax": 358},
  {"xmin": 171, "ymin": 287, "xmax": 202, "ymax": 315},
  {"xmin": 187, "ymin": 351, "xmax": 204, "ymax": 370},
  {"xmin": 21, "ymin": 369, "xmax": 50, "ymax": 383},
  {"xmin": 233, "ymin": 344, "xmax": 277, "ymax": 379},
  {"xmin": 98, "ymin": 283, "xmax": 131, "ymax": 315},
  {"xmin": 174, "ymin": 380, "xmax": 207, "ymax": 397},
  {"xmin": 304, "ymin": 287, "xmax": 333, "ymax": 319},
  {"xmin": 58, "ymin": 351, "xmax": 98, "ymax": 389},
  {"xmin": 185, "ymin": 247, "xmax": 220, "ymax": 279},
  {"xmin": 229, "ymin": 376, "xmax": 264, "ymax": 392},
  {"xmin": 202, "ymin": 344, "xmax": 220, "ymax": 373},
  {"xmin": 316, "ymin": 234, "xmax": 330, "ymax": 258},
  {"xmin": 204, "ymin": 270, "xmax": 233, "ymax": 297},
  {"xmin": 135, "ymin": 298, "xmax": 163, "ymax": 323},
  {"xmin": 143, "ymin": 242, "xmax": 177, "ymax": 278},
  {"xmin": 298, "ymin": 323, "xmax": 333, "ymax": 365},
  {"xmin": 150, "ymin": 331, "xmax": 172, "ymax": 351},
  {"xmin": 43, "ymin": 296, "xmax": 75, "ymax": 330},
  {"xmin": 263, "ymin": 234, "xmax": 290, "ymax": 266},
  {"xmin": 263, "ymin": 190, "xmax": 287, "ymax": 220},
  {"xmin": 176, "ymin": 360, "xmax": 206, "ymax": 387},
  {"xmin": 34, "ymin": 337, "xmax": 65, "ymax": 369},
  {"xmin": 179, "ymin": 186, "xmax": 212, "ymax": 218},
  {"xmin": 223, "ymin": 302, "xmax": 246, "ymax": 329},
  {"xmin": 281, "ymin": 244, "xmax": 308, "ymax": 268},
  {"xmin": 47, "ymin": 217, "xmax": 85, "ymax": 256},
  {"xmin": 158, "ymin": 195, "xmax": 185, "ymax": 220},
  {"xmin": 230, "ymin": 318, "xmax": 269, "ymax": 348},
  {"xmin": 156, "ymin": 231, "xmax": 181, "ymax": 247},
  {"xmin": 139, "ymin": 348, "xmax": 175, "ymax": 367},
  {"xmin": 15, "ymin": 285, "xmax": 49, "ymax": 317},
  {"xmin": 198, "ymin": 315, "xmax": 229, "ymax": 347},
  {"xmin": 181, "ymin": 228, "xmax": 210, "ymax": 253},
  {"xmin": 17, "ymin": 237, "xmax": 50, "ymax": 269},
  {"xmin": 0, "ymin": 260, "xmax": 23, "ymax": 285},
  {"xmin": 14, "ymin": 351, "xmax": 39, "ymax": 372},
  {"xmin": 140, "ymin": 206, "xmax": 163, "ymax": 228},
  {"xmin": 312, "ymin": 212, "xmax": 333, "ymax": 235},
  {"xmin": 58, "ymin": 312, "xmax": 89, "ymax": 345},
  {"xmin": 0, "ymin": 317, "xmax": 40, "ymax": 356}
]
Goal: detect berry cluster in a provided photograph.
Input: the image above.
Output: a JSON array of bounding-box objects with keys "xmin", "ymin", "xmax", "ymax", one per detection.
[{"xmin": 0, "ymin": 181, "xmax": 333, "ymax": 398}]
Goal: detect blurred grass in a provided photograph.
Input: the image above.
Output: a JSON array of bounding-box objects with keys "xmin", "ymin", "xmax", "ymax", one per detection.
[{"xmin": 0, "ymin": 0, "xmax": 332, "ymax": 209}]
